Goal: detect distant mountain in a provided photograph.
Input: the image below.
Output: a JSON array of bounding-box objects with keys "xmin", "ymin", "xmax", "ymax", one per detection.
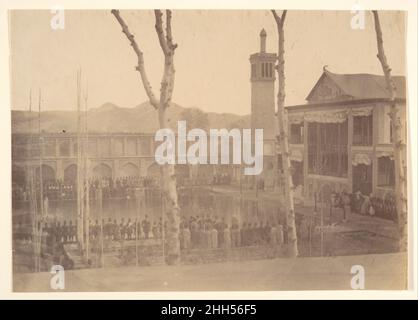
[{"xmin": 11, "ymin": 101, "xmax": 250, "ymax": 134}]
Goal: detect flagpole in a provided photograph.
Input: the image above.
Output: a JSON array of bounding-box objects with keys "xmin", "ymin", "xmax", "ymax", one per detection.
[
  {"xmin": 76, "ymin": 69, "xmax": 84, "ymax": 253},
  {"xmin": 84, "ymin": 79, "xmax": 90, "ymax": 262},
  {"xmin": 28, "ymin": 89, "xmax": 38, "ymax": 272},
  {"xmin": 37, "ymin": 89, "xmax": 44, "ymax": 272}
]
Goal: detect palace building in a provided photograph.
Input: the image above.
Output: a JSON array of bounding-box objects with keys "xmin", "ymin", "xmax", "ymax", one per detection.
[
  {"xmin": 248, "ymin": 28, "xmax": 406, "ymax": 200},
  {"xmin": 285, "ymin": 70, "xmax": 406, "ymax": 200}
]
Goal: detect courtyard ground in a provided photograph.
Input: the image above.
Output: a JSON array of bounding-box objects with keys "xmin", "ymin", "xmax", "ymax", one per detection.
[{"xmin": 13, "ymin": 252, "xmax": 407, "ymax": 292}]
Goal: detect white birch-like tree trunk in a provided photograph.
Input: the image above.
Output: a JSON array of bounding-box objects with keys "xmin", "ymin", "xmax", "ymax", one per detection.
[
  {"xmin": 271, "ymin": 10, "xmax": 298, "ymax": 257},
  {"xmin": 372, "ymin": 11, "xmax": 407, "ymax": 251},
  {"xmin": 112, "ymin": 9, "xmax": 181, "ymax": 265}
]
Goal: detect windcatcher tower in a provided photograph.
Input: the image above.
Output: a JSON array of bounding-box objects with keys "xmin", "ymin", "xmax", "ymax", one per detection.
[{"xmin": 250, "ymin": 28, "xmax": 277, "ymax": 140}]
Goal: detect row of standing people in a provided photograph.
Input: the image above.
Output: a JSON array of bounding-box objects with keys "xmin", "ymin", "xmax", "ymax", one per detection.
[
  {"xmin": 12, "ymin": 176, "xmax": 159, "ymax": 202},
  {"xmin": 12, "ymin": 215, "xmax": 163, "ymax": 245},
  {"xmin": 179, "ymin": 215, "xmax": 284, "ymax": 251}
]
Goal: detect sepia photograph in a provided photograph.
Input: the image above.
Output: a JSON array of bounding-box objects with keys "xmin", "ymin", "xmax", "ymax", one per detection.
[{"xmin": 2, "ymin": 2, "xmax": 416, "ymax": 297}]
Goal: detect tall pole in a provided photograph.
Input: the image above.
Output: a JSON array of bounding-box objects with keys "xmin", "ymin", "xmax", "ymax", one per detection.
[
  {"xmin": 135, "ymin": 190, "xmax": 140, "ymax": 266},
  {"xmin": 76, "ymin": 69, "xmax": 84, "ymax": 251},
  {"xmin": 161, "ymin": 190, "xmax": 166, "ymax": 263},
  {"xmin": 84, "ymin": 80, "xmax": 90, "ymax": 261},
  {"xmin": 239, "ymin": 166, "xmax": 243, "ymax": 219},
  {"xmin": 28, "ymin": 89, "xmax": 38, "ymax": 272},
  {"xmin": 320, "ymin": 189, "xmax": 324, "ymax": 257},
  {"xmin": 99, "ymin": 186, "xmax": 104, "ymax": 267},
  {"xmin": 37, "ymin": 89, "xmax": 44, "ymax": 272}
]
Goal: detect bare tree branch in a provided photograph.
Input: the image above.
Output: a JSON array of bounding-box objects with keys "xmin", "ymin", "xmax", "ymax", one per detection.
[
  {"xmin": 165, "ymin": 10, "xmax": 178, "ymax": 50},
  {"xmin": 271, "ymin": 10, "xmax": 287, "ymax": 28},
  {"xmin": 271, "ymin": 9, "xmax": 280, "ymax": 23},
  {"xmin": 154, "ymin": 10, "xmax": 169, "ymax": 55},
  {"xmin": 372, "ymin": 10, "xmax": 407, "ymax": 251},
  {"xmin": 280, "ymin": 10, "xmax": 287, "ymax": 27},
  {"xmin": 271, "ymin": 9, "xmax": 297, "ymax": 257},
  {"xmin": 111, "ymin": 9, "xmax": 159, "ymax": 108},
  {"xmin": 111, "ymin": 9, "xmax": 181, "ymax": 264},
  {"xmin": 372, "ymin": 11, "xmax": 397, "ymax": 99}
]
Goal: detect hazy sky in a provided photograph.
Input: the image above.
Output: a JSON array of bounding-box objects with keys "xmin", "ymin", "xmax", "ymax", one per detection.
[{"xmin": 10, "ymin": 10, "xmax": 406, "ymax": 115}]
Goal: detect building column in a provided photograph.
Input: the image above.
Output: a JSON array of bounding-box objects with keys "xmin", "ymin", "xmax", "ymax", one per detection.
[
  {"xmin": 347, "ymin": 109, "xmax": 353, "ymax": 193},
  {"xmin": 55, "ymin": 138, "xmax": 59, "ymax": 157},
  {"xmin": 372, "ymin": 106, "xmax": 379, "ymax": 194},
  {"xmin": 112, "ymin": 159, "xmax": 117, "ymax": 179},
  {"xmin": 70, "ymin": 138, "xmax": 74, "ymax": 157},
  {"xmin": 302, "ymin": 117, "xmax": 308, "ymax": 197},
  {"xmin": 109, "ymin": 137, "xmax": 113, "ymax": 156},
  {"xmin": 136, "ymin": 137, "xmax": 141, "ymax": 156},
  {"xmin": 123, "ymin": 137, "xmax": 127, "ymax": 156},
  {"xmin": 56, "ymin": 159, "xmax": 64, "ymax": 180},
  {"xmin": 96, "ymin": 138, "xmax": 101, "ymax": 157}
]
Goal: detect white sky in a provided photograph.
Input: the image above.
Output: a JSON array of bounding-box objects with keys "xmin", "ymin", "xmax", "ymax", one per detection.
[{"xmin": 9, "ymin": 10, "xmax": 406, "ymax": 115}]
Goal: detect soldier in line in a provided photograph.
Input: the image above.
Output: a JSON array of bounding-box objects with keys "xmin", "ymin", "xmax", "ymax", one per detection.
[
  {"xmin": 126, "ymin": 218, "xmax": 134, "ymax": 240},
  {"xmin": 215, "ymin": 217, "xmax": 226, "ymax": 247},
  {"xmin": 277, "ymin": 224, "xmax": 284, "ymax": 245},
  {"xmin": 253, "ymin": 222, "xmax": 260, "ymax": 245},
  {"xmin": 113, "ymin": 219, "xmax": 121, "ymax": 241},
  {"xmin": 142, "ymin": 215, "xmax": 151, "ymax": 239},
  {"xmin": 262, "ymin": 221, "xmax": 271, "ymax": 244},
  {"xmin": 223, "ymin": 225, "xmax": 231, "ymax": 249},
  {"xmin": 190, "ymin": 217, "xmax": 198, "ymax": 248},
  {"xmin": 69, "ymin": 220, "xmax": 77, "ymax": 242},
  {"xmin": 55, "ymin": 221, "xmax": 63, "ymax": 244},
  {"xmin": 135, "ymin": 218, "xmax": 142, "ymax": 240},
  {"xmin": 152, "ymin": 222, "xmax": 159, "ymax": 239},
  {"xmin": 158, "ymin": 218, "xmax": 163, "ymax": 239},
  {"xmin": 341, "ymin": 190, "xmax": 351, "ymax": 222},
  {"xmin": 204, "ymin": 223, "xmax": 211, "ymax": 248},
  {"xmin": 200, "ymin": 224, "xmax": 207, "ymax": 248},
  {"xmin": 104, "ymin": 218, "xmax": 112, "ymax": 240},
  {"xmin": 62, "ymin": 220, "xmax": 69, "ymax": 243},
  {"xmin": 211, "ymin": 225, "xmax": 218, "ymax": 249},
  {"xmin": 92, "ymin": 219, "xmax": 100, "ymax": 240},
  {"xmin": 231, "ymin": 220, "xmax": 240, "ymax": 247},
  {"xmin": 270, "ymin": 223, "xmax": 278, "ymax": 245},
  {"xmin": 120, "ymin": 218, "xmax": 126, "ymax": 240}
]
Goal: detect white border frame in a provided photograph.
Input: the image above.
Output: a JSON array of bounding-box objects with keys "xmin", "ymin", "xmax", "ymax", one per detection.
[{"xmin": 0, "ymin": 0, "xmax": 416, "ymax": 300}]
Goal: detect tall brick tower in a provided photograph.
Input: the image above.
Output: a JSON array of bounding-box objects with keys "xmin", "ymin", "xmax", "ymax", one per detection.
[{"xmin": 250, "ymin": 28, "xmax": 277, "ymax": 140}]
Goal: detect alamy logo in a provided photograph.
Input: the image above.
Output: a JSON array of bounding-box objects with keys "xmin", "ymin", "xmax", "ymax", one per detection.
[
  {"xmin": 350, "ymin": 3, "xmax": 365, "ymax": 30},
  {"xmin": 50, "ymin": 265, "xmax": 65, "ymax": 290},
  {"xmin": 350, "ymin": 265, "xmax": 365, "ymax": 289},
  {"xmin": 50, "ymin": 6, "xmax": 65, "ymax": 30},
  {"xmin": 154, "ymin": 121, "xmax": 264, "ymax": 175}
]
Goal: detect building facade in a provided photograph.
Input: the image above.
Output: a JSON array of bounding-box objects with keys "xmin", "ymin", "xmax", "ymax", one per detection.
[
  {"xmin": 285, "ymin": 70, "xmax": 406, "ymax": 200},
  {"xmin": 12, "ymin": 133, "xmax": 163, "ymax": 185}
]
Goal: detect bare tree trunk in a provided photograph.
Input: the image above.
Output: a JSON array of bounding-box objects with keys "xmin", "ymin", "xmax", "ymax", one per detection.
[
  {"xmin": 271, "ymin": 10, "xmax": 298, "ymax": 257},
  {"xmin": 111, "ymin": 9, "xmax": 181, "ymax": 265},
  {"xmin": 372, "ymin": 11, "xmax": 407, "ymax": 252}
]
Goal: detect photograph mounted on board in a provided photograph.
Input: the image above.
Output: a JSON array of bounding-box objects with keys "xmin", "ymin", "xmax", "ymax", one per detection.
[{"xmin": 9, "ymin": 9, "xmax": 409, "ymax": 292}]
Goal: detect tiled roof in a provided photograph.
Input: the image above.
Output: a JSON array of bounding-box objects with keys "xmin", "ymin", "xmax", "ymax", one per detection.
[{"xmin": 306, "ymin": 70, "xmax": 406, "ymax": 101}]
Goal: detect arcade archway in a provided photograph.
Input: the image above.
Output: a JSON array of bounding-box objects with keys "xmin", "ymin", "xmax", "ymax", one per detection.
[
  {"xmin": 64, "ymin": 164, "xmax": 77, "ymax": 183},
  {"xmin": 120, "ymin": 162, "xmax": 139, "ymax": 177},
  {"xmin": 92, "ymin": 163, "xmax": 112, "ymax": 179}
]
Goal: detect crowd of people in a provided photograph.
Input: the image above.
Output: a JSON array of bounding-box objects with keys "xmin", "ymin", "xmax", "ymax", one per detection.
[
  {"xmin": 329, "ymin": 190, "xmax": 397, "ymax": 220},
  {"xmin": 13, "ymin": 213, "xmax": 286, "ymax": 253},
  {"xmin": 178, "ymin": 215, "xmax": 284, "ymax": 251},
  {"xmin": 12, "ymin": 176, "xmax": 159, "ymax": 202}
]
